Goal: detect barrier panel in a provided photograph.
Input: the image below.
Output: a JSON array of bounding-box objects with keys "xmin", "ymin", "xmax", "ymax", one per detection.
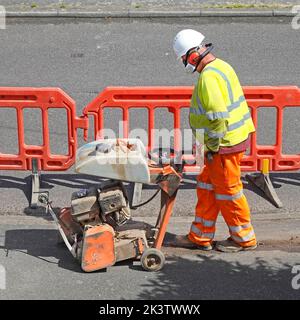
[
  {"xmin": 1, "ymin": 86, "xmax": 299, "ymax": 173},
  {"xmin": 0, "ymin": 87, "xmax": 88, "ymax": 171},
  {"xmin": 82, "ymin": 86, "xmax": 197, "ymax": 173},
  {"xmin": 1, "ymin": 85, "xmax": 299, "ymax": 208},
  {"xmin": 83, "ymin": 86, "xmax": 300, "ymax": 173},
  {"xmin": 243, "ymin": 86, "xmax": 300, "ymax": 172}
]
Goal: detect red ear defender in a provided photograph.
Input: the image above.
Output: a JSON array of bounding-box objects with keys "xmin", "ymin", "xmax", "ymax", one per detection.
[{"xmin": 187, "ymin": 51, "xmax": 200, "ymax": 65}]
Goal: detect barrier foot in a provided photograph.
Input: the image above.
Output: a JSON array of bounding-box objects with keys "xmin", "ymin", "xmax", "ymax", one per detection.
[
  {"xmin": 245, "ymin": 172, "xmax": 283, "ymax": 209},
  {"xmin": 245, "ymin": 159, "xmax": 282, "ymax": 208},
  {"xmin": 129, "ymin": 182, "xmax": 143, "ymax": 208},
  {"xmin": 30, "ymin": 158, "xmax": 41, "ymax": 209}
]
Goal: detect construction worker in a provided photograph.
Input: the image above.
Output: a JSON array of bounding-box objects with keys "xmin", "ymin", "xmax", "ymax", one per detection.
[{"xmin": 173, "ymin": 29, "xmax": 257, "ymax": 252}]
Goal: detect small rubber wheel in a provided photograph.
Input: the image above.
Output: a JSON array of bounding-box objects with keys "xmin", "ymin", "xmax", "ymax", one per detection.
[{"xmin": 141, "ymin": 248, "xmax": 165, "ymax": 272}]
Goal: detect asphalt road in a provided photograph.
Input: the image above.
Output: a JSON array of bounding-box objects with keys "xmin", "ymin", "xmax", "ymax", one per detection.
[{"xmin": 0, "ymin": 16, "xmax": 299, "ymax": 217}]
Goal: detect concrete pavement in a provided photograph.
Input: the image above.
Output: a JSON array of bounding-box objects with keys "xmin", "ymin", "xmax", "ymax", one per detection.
[{"xmin": 0, "ymin": 0, "xmax": 299, "ymax": 17}]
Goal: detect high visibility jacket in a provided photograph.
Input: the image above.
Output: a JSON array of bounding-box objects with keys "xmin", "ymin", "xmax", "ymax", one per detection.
[{"xmin": 189, "ymin": 58, "xmax": 255, "ymax": 152}]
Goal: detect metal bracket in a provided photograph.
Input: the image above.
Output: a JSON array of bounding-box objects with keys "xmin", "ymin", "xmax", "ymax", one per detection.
[
  {"xmin": 30, "ymin": 158, "xmax": 41, "ymax": 209},
  {"xmin": 245, "ymin": 172, "xmax": 283, "ymax": 208}
]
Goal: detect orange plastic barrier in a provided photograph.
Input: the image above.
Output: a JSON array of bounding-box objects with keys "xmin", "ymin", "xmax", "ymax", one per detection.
[
  {"xmin": 1, "ymin": 86, "xmax": 299, "ymax": 173},
  {"xmin": 0, "ymin": 87, "xmax": 88, "ymax": 171},
  {"xmin": 243, "ymin": 86, "xmax": 300, "ymax": 172},
  {"xmin": 83, "ymin": 86, "xmax": 300, "ymax": 172}
]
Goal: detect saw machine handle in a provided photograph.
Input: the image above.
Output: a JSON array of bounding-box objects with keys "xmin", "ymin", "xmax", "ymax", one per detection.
[
  {"xmin": 148, "ymin": 147, "xmax": 186, "ymax": 173},
  {"xmin": 38, "ymin": 193, "xmax": 76, "ymax": 258}
]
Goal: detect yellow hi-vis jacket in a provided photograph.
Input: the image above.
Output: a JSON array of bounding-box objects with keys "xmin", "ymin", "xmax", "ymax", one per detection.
[{"xmin": 189, "ymin": 58, "xmax": 255, "ymax": 152}]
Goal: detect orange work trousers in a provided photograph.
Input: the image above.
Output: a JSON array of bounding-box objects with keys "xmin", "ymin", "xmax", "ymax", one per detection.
[{"xmin": 188, "ymin": 151, "xmax": 256, "ymax": 247}]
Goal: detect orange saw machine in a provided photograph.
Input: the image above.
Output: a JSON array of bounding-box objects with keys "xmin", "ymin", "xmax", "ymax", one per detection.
[{"xmin": 39, "ymin": 139, "xmax": 187, "ymax": 272}]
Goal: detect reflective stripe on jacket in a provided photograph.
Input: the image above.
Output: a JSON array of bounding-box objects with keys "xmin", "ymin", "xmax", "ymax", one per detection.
[{"xmin": 189, "ymin": 58, "xmax": 255, "ymax": 152}]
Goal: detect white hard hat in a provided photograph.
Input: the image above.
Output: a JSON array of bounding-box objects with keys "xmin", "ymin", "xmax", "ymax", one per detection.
[{"xmin": 173, "ymin": 29, "xmax": 205, "ymax": 59}]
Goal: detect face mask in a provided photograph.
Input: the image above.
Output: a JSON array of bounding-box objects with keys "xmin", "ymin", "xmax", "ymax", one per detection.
[{"xmin": 185, "ymin": 63, "xmax": 196, "ymax": 74}]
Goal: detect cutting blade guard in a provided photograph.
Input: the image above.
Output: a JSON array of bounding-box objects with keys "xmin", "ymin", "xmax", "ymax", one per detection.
[{"xmin": 75, "ymin": 138, "xmax": 151, "ymax": 184}]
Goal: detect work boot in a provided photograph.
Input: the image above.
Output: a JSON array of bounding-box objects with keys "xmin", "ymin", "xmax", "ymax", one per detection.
[
  {"xmin": 215, "ymin": 238, "xmax": 257, "ymax": 253},
  {"xmin": 167, "ymin": 235, "xmax": 212, "ymax": 251}
]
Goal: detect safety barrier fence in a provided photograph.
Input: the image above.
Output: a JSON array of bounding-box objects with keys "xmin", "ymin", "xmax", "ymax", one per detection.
[
  {"xmin": 0, "ymin": 86, "xmax": 299, "ymax": 173},
  {"xmin": 83, "ymin": 86, "xmax": 300, "ymax": 173},
  {"xmin": 0, "ymin": 87, "xmax": 88, "ymax": 171},
  {"xmin": 0, "ymin": 87, "xmax": 89, "ymax": 208},
  {"xmin": 0, "ymin": 86, "xmax": 299, "ymax": 207}
]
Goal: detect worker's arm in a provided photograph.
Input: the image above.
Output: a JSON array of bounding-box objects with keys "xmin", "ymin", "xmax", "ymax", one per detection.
[
  {"xmin": 200, "ymin": 72, "xmax": 229, "ymax": 152},
  {"xmin": 206, "ymin": 119, "xmax": 228, "ymax": 152}
]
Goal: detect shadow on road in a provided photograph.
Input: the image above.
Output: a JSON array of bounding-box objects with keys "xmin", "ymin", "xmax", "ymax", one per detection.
[
  {"xmin": 132, "ymin": 254, "xmax": 298, "ymax": 300},
  {"xmin": 1, "ymin": 229, "xmax": 82, "ymax": 273},
  {"xmin": 0, "ymin": 173, "xmax": 114, "ymax": 215},
  {"xmin": 0, "ymin": 172, "xmax": 299, "ymax": 214},
  {"xmin": 269, "ymin": 172, "xmax": 300, "ymax": 188},
  {"xmin": 0, "ymin": 220, "xmax": 154, "ymax": 274}
]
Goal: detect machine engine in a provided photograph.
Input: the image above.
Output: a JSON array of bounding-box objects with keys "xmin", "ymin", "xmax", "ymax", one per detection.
[
  {"xmin": 70, "ymin": 180, "xmax": 131, "ymax": 228},
  {"xmin": 57, "ymin": 179, "xmax": 144, "ymax": 272}
]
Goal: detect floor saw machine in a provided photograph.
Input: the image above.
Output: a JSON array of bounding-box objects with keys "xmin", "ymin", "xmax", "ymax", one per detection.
[{"xmin": 39, "ymin": 138, "xmax": 187, "ymax": 272}]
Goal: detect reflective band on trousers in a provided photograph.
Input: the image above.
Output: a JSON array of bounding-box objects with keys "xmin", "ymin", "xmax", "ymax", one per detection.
[
  {"xmin": 230, "ymin": 229, "xmax": 255, "ymax": 243},
  {"xmin": 229, "ymin": 223, "xmax": 252, "ymax": 233},
  {"xmin": 197, "ymin": 181, "xmax": 214, "ymax": 191},
  {"xmin": 215, "ymin": 190, "xmax": 244, "ymax": 201},
  {"xmin": 195, "ymin": 216, "xmax": 216, "ymax": 227},
  {"xmin": 190, "ymin": 224, "xmax": 214, "ymax": 239}
]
